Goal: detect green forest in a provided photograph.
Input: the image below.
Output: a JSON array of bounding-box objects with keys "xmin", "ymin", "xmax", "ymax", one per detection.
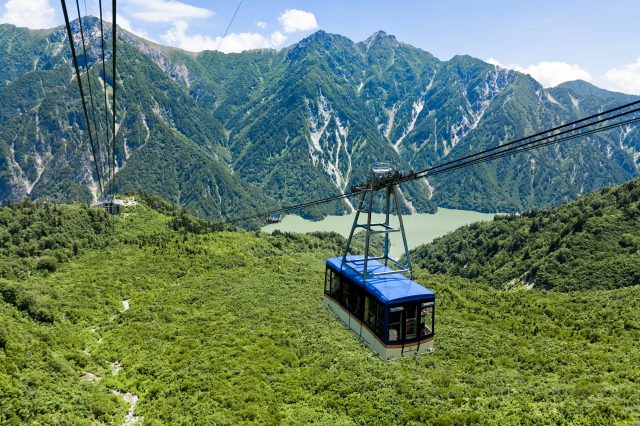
[
  {"xmin": 1, "ymin": 195, "xmax": 639, "ymax": 424},
  {"xmin": 412, "ymin": 178, "xmax": 640, "ymax": 291}
]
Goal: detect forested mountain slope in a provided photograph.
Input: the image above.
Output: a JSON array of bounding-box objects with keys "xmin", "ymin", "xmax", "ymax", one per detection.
[
  {"xmin": 0, "ymin": 200, "xmax": 639, "ymax": 424},
  {"xmin": 412, "ymin": 178, "xmax": 640, "ymax": 291},
  {"xmin": 1, "ymin": 19, "xmax": 639, "ymax": 221},
  {"xmin": 0, "ymin": 20, "xmax": 276, "ymax": 223}
]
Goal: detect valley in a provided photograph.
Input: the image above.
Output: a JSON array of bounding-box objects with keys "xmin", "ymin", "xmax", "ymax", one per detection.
[
  {"xmin": 1, "ymin": 199, "xmax": 638, "ymax": 424},
  {"xmin": 1, "ymin": 5, "xmax": 640, "ymax": 425},
  {"xmin": 262, "ymin": 208, "xmax": 496, "ymax": 259},
  {"xmin": 1, "ymin": 19, "xmax": 639, "ymax": 223}
]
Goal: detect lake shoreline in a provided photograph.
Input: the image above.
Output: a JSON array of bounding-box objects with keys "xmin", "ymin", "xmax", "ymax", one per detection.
[{"xmin": 262, "ymin": 208, "xmax": 497, "ymax": 258}]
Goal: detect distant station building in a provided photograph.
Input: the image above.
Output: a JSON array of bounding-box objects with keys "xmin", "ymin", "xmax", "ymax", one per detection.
[{"xmin": 95, "ymin": 196, "xmax": 137, "ymax": 214}]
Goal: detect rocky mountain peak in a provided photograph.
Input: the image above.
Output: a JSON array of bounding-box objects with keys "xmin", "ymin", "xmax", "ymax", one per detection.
[{"xmin": 363, "ymin": 30, "xmax": 399, "ymax": 50}]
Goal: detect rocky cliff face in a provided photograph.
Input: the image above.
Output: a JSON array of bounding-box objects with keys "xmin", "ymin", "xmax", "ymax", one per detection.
[{"xmin": 1, "ymin": 19, "xmax": 638, "ymax": 220}]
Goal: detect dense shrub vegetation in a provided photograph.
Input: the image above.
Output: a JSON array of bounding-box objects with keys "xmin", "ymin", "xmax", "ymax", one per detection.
[
  {"xmin": 412, "ymin": 178, "xmax": 640, "ymax": 291},
  {"xmin": 0, "ymin": 198, "xmax": 639, "ymax": 424},
  {"xmin": 0, "ymin": 199, "xmax": 114, "ymax": 279}
]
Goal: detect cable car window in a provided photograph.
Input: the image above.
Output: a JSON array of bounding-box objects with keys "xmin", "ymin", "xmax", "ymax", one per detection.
[
  {"xmin": 341, "ymin": 279, "xmax": 350, "ymax": 308},
  {"xmin": 348, "ymin": 286, "xmax": 363, "ymax": 319},
  {"xmin": 405, "ymin": 305, "xmax": 417, "ymax": 339},
  {"xmin": 388, "ymin": 307, "xmax": 404, "ymax": 342},
  {"xmin": 331, "ymin": 273, "xmax": 342, "ymax": 300},
  {"xmin": 365, "ymin": 296, "xmax": 376, "ymax": 330},
  {"xmin": 324, "ymin": 269, "xmax": 330, "ymax": 294},
  {"xmin": 375, "ymin": 304, "xmax": 384, "ymax": 338},
  {"xmin": 420, "ymin": 302, "xmax": 434, "ymax": 336}
]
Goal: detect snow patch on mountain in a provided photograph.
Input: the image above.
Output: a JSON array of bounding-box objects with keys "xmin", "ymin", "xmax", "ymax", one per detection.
[
  {"xmin": 445, "ymin": 67, "xmax": 512, "ymax": 155},
  {"xmin": 545, "ymin": 92, "xmax": 561, "ymax": 106},
  {"xmin": 27, "ymin": 150, "xmax": 48, "ymax": 194},
  {"xmin": 606, "ymin": 144, "xmax": 613, "ymax": 159},
  {"xmin": 86, "ymin": 166, "xmax": 99, "ymax": 203},
  {"xmin": 393, "ymin": 98, "xmax": 424, "ymax": 153},
  {"xmin": 8, "ymin": 143, "xmax": 30, "ymax": 198},
  {"xmin": 385, "ymin": 74, "xmax": 437, "ymax": 152},
  {"xmin": 307, "ymin": 94, "xmax": 332, "ymax": 153},
  {"xmin": 384, "ymin": 102, "xmax": 400, "ymax": 139},
  {"xmin": 397, "ymin": 187, "xmax": 417, "ymax": 213},
  {"xmin": 618, "ymin": 125, "xmax": 640, "ymax": 168},
  {"xmin": 569, "ymin": 94, "xmax": 580, "ymax": 109},
  {"xmin": 423, "ymin": 178, "xmax": 434, "ymax": 199},
  {"xmin": 305, "ymin": 93, "xmax": 354, "ymax": 207},
  {"xmin": 619, "ymin": 125, "xmax": 633, "ymax": 149}
]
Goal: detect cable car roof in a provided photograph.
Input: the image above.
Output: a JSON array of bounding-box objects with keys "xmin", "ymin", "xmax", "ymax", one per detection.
[{"xmin": 326, "ymin": 256, "xmax": 435, "ymax": 305}]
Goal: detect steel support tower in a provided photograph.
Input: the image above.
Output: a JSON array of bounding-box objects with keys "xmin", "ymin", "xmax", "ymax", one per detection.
[{"xmin": 341, "ymin": 163, "xmax": 413, "ymax": 283}]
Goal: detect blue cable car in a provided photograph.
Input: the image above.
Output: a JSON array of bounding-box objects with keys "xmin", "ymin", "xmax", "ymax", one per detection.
[
  {"xmin": 324, "ymin": 256, "xmax": 435, "ymax": 360},
  {"xmin": 266, "ymin": 212, "xmax": 282, "ymax": 224},
  {"xmin": 323, "ymin": 164, "xmax": 435, "ymax": 360}
]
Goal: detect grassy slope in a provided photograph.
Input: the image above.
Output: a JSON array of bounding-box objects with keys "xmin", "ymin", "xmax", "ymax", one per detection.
[
  {"xmin": 1, "ymin": 203, "xmax": 639, "ymax": 424},
  {"xmin": 412, "ymin": 178, "xmax": 640, "ymax": 291}
]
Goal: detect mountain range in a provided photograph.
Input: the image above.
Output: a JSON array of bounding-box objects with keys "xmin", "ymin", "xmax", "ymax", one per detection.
[{"xmin": 1, "ymin": 18, "xmax": 639, "ymax": 224}]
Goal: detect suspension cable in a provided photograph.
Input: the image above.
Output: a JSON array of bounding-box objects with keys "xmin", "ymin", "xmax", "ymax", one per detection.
[
  {"xmin": 406, "ymin": 99, "xmax": 640, "ymax": 179},
  {"xmin": 75, "ymin": 0, "xmax": 104, "ymax": 189},
  {"xmin": 403, "ymin": 106, "xmax": 640, "ymax": 183},
  {"xmin": 216, "ymin": 0, "xmax": 244, "ymax": 52},
  {"xmin": 417, "ymin": 115, "xmax": 640, "ymax": 181},
  {"xmin": 228, "ymin": 102, "xmax": 640, "ymax": 224},
  {"xmin": 111, "ymin": 0, "xmax": 117, "ymax": 198},
  {"xmin": 98, "ymin": 0, "xmax": 112, "ymax": 196},
  {"xmin": 60, "ymin": 0, "xmax": 104, "ymax": 194}
]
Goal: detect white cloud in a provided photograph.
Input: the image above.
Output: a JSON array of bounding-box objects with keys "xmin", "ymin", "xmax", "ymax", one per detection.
[
  {"xmin": 603, "ymin": 57, "xmax": 640, "ymax": 95},
  {"xmin": 0, "ymin": 0, "xmax": 55, "ymax": 29},
  {"xmin": 486, "ymin": 58, "xmax": 592, "ymax": 88},
  {"xmin": 517, "ymin": 62, "xmax": 592, "ymax": 87},
  {"xmin": 122, "ymin": 0, "xmax": 213, "ymax": 23},
  {"xmin": 485, "ymin": 58, "xmax": 503, "ymax": 67},
  {"xmin": 269, "ymin": 31, "xmax": 286, "ymax": 47},
  {"xmin": 162, "ymin": 21, "xmax": 287, "ymax": 53},
  {"xmin": 116, "ymin": 13, "xmax": 149, "ymax": 39},
  {"xmin": 256, "ymin": 21, "xmax": 267, "ymax": 29},
  {"xmin": 278, "ymin": 9, "xmax": 318, "ymax": 33}
]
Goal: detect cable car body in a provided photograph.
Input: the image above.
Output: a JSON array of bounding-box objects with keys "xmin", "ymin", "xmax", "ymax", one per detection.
[
  {"xmin": 266, "ymin": 213, "xmax": 282, "ymax": 224},
  {"xmin": 324, "ymin": 163, "xmax": 435, "ymax": 360},
  {"xmin": 324, "ymin": 256, "xmax": 435, "ymax": 360}
]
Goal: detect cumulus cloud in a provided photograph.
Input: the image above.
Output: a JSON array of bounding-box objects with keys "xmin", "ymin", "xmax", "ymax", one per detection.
[
  {"xmin": 116, "ymin": 13, "xmax": 149, "ymax": 39},
  {"xmin": 256, "ymin": 21, "xmax": 267, "ymax": 29},
  {"xmin": 122, "ymin": 0, "xmax": 213, "ymax": 23},
  {"xmin": 278, "ymin": 9, "xmax": 318, "ymax": 33},
  {"xmin": 603, "ymin": 57, "xmax": 640, "ymax": 95},
  {"xmin": 485, "ymin": 58, "xmax": 503, "ymax": 67},
  {"xmin": 0, "ymin": 0, "xmax": 56, "ymax": 29},
  {"xmin": 162, "ymin": 21, "xmax": 286, "ymax": 53},
  {"xmin": 487, "ymin": 58, "xmax": 592, "ymax": 88}
]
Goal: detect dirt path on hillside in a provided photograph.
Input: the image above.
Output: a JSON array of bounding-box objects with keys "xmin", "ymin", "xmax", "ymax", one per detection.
[{"xmin": 81, "ymin": 299, "xmax": 142, "ymax": 425}]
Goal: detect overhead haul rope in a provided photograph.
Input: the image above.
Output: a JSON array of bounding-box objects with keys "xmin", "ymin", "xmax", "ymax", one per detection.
[
  {"xmin": 228, "ymin": 100, "xmax": 640, "ymax": 223},
  {"xmin": 400, "ymin": 105, "xmax": 640, "ymax": 184},
  {"xmin": 97, "ymin": 0, "xmax": 112, "ymax": 196},
  {"xmin": 110, "ymin": 0, "xmax": 117, "ymax": 198},
  {"xmin": 216, "ymin": 0, "xmax": 244, "ymax": 52},
  {"xmin": 401, "ymin": 101, "xmax": 640, "ymax": 183},
  {"xmin": 75, "ymin": 0, "xmax": 104, "ymax": 186},
  {"xmin": 408, "ymin": 114, "xmax": 640, "ymax": 182},
  {"xmin": 61, "ymin": 0, "xmax": 104, "ymax": 194}
]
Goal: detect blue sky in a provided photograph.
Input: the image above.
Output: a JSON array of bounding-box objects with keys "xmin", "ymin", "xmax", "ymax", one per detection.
[{"xmin": 1, "ymin": 0, "xmax": 639, "ymax": 93}]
